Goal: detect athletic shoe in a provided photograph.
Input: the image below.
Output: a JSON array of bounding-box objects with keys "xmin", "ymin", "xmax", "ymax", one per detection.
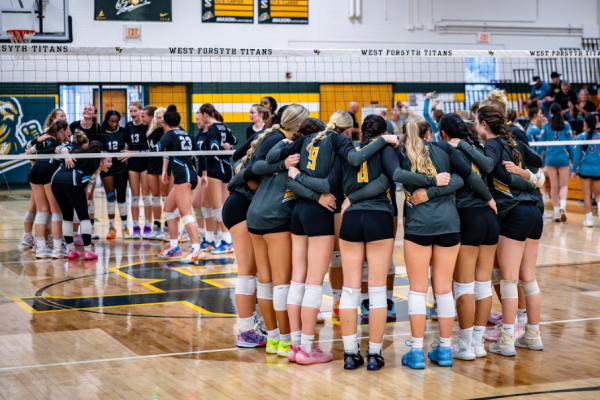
[
  {"xmin": 91, "ymin": 226, "xmax": 99, "ymax": 240},
  {"xmin": 583, "ymin": 217, "xmax": 594, "ymax": 227},
  {"xmin": 542, "ymin": 212, "xmax": 552, "ymax": 219},
  {"xmin": 287, "ymin": 345, "xmax": 300, "ymax": 362},
  {"xmin": 332, "ymin": 298, "xmax": 340, "ymax": 319},
  {"xmin": 266, "ymin": 338, "xmax": 279, "ymax": 354},
  {"xmin": 515, "ymin": 323, "xmax": 525, "ymax": 340},
  {"xmin": 428, "ymin": 342, "xmax": 453, "ymax": 367},
  {"xmin": 51, "ymin": 248, "xmax": 66, "ymax": 259},
  {"xmin": 515, "ymin": 326, "xmax": 544, "ymax": 350},
  {"xmin": 159, "ymin": 245, "xmax": 182, "ymax": 259},
  {"xmin": 180, "ymin": 248, "xmax": 205, "ymax": 264},
  {"xmin": 431, "ymin": 301, "xmax": 438, "ymax": 320},
  {"xmin": 132, "ymin": 226, "xmax": 141, "ymax": 239},
  {"xmin": 387, "ymin": 298, "xmax": 397, "ymax": 321},
  {"xmin": 180, "ymin": 231, "xmax": 190, "ymax": 243},
  {"xmin": 295, "ymin": 345, "xmax": 333, "ymax": 365},
  {"xmin": 559, "ymin": 209, "xmax": 567, "ymax": 222},
  {"xmin": 401, "ymin": 342, "xmax": 425, "ymax": 370},
  {"xmin": 277, "ymin": 339, "xmax": 292, "ymax": 357},
  {"xmin": 361, "ymin": 299, "xmax": 370, "ymax": 323},
  {"xmin": 343, "ymin": 350, "xmax": 364, "ymax": 370},
  {"xmin": 150, "ymin": 226, "xmax": 161, "ymax": 240},
  {"xmin": 48, "ymin": 234, "xmax": 53, "ymax": 248},
  {"xmin": 473, "ymin": 338, "xmax": 487, "ymax": 358},
  {"xmin": 451, "ymin": 338, "xmax": 476, "ymax": 361},
  {"xmin": 84, "ymin": 250, "xmax": 98, "ymax": 261},
  {"xmin": 106, "ymin": 226, "xmax": 117, "ymax": 240},
  {"xmin": 142, "ymin": 226, "xmax": 152, "ymax": 239},
  {"xmin": 20, "ymin": 234, "xmax": 34, "ymax": 248},
  {"xmin": 489, "ymin": 331, "xmax": 516, "ymax": 356},
  {"xmin": 488, "ymin": 312, "xmax": 503, "ymax": 325},
  {"xmin": 366, "ymin": 352, "xmax": 385, "ymax": 371},
  {"xmin": 254, "ymin": 318, "xmax": 268, "ymax": 336},
  {"xmin": 200, "ymin": 238, "xmax": 216, "ymax": 251},
  {"xmin": 236, "ymin": 329, "xmax": 267, "ymax": 348},
  {"xmin": 316, "ymin": 310, "xmax": 325, "ymax": 323},
  {"xmin": 484, "ymin": 324, "xmax": 521, "ymax": 341},
  {"xmin": 73, "ymin": 234, "xmax": 84, "ymax": 246},
  {"xmin": 122, "ymin": 228, "xmax": 132, "ymax": 239},
  {"xmin": 212, "ymin": 240, "xmax": 234, "ymax": 254},
  {"xmin": 35, "ymin": 245, "xmax": 52, "ymax": 259},
  {"xmin": 67, "ymin": 249, "xmax": 81, "ymax": 260}
]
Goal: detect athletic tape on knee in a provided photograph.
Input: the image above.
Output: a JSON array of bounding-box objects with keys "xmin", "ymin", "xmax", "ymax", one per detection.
[
  {"xmin": 106, "ymin": 191, "xmax": 116, "ymax": 203},
  {"xmin": 329, "ymin": 251, "xmax": 342, "ymax": 268},
  {"xmin": 117, "ymin": 202, "xmax": 127, "ymax": 217},
  {"xmin": 368, "ymin": 286, "xmax": 387, "ymax": 309},
  {"xmin": 213, "ymin": 207, "xmax": 223, "ymax": 222},
  {"xmin": 287, "ymin": 281, "xmax": 305, "ymax": 306},
  {"xmin": 500, "ymin": 280, "xmax": 519, "ymax": 299},
  {"xmin": 34, "ymin": 211, "xmax": 49, "ymax": 225},
  {"xmin": 235, "ymin": 276, "xmax": 256, "ymax": 296},
  {"xmin": 273, "ymin": 284, "xmax": 290, "ymax": 312},
  {"xmin": 51, "ymin": 212, "xmax": 63, "ymax": 222},
  {"xmin": 164, "ymin": 211, "xmax": 178, "ymax": 222},
  {"xmin": 194, "ymin": 207, "xmax": 204, "ymax": 220},
  {"xmin": 453, "ymin": 281, "xmax": 475, "ymax": 302},
  {"xmin": 73, "ymin": 212, "xmax": 80, "ymax": 223},
  {"xmin": 182, "ymin": 215, "xmax": 195, "ymax": 226},
  {"xmin": 62, "ymin": 221, "xmax": 73, "ymax": 237},
  {"xmin": 339, "ymin": 286, "xmax": 361, "ymax": 310},
  {"xmin": 408, "ymin": 290, "xmax": 427, "ymax": 315},
  {"xmin": 388, "ymin": 258, "xmax": 396, "ymax": 275},
  {"xmin": 519, "ymin": 279, "xmax": 540, "ymax": 297},
  {"xmin": 257, "ymin": 282, "xmax": 273, "ymax": 301},
  {"xmin": 474, "ymin": 280, "xmax": 493, "ymax": 301},
  {"xmin": 88, "ymin": 199, "xmax": 95, "ymax": 214},
  {"xmin": 491, "ymin": 268, "xmax": 501, "ymax": 286},
  {"xmin": 362, "ymin": 261, "xmax": 369, "ymax": 283},
  {"xmin": 24, "ymin": 211, "xmax": 35, "ymax": 223},
  {"xmin": 152, "ymin": 196, "xmax": 161, "ymax": 207},
  {"xmin": 80, "ymin": 220, "xmax": 92, "ymax": 236},
  {"xmin": 107, "ymin": 201, "xmax": 116, "ymax": 215},
  {"xmin": 301, "ymin": 284, "xmax": 324, "ymax": 310},
  {"xmin": 436, "ymin": 292, "xmax": 455, "ymax": 318},
  {"xmin": 131, "ymin": 196, "xmax": 140, "ymax": 207}
]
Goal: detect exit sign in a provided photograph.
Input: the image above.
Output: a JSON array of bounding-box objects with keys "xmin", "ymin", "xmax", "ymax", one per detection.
[
  {"xmin": 477, "ymin": 32, "xmax": 491, "ymax": 43},
  {"xmin": 124, "ymin": 26, "xmax": 141, "ymax": 39}
]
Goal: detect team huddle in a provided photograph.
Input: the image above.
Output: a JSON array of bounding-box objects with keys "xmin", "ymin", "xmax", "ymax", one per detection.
[{"xmin": 21, "ymin": 89, "xmax": 558, "ymax": 371}]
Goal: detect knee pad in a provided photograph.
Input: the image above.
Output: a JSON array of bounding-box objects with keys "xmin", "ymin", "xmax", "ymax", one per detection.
[
  {"xmin": 453, "ymin": 281, "xmax": 475, "ymax": 302},
  {"xmin": 339, "ymin": 286, "xmax": 360, "ymax": 310},
  {"xmin": 491, "ymin": 268, "xmax": 501, "ymax": 286},
  {"xmin": 235, "ymin": 275, "xmax": 256, "ymax": 296},
  {"xmin": 519, "ymin": 279, "xmax": 540, "ymax": 297},
  {"xmin": 436, "ymin": 292, "xmax": 455, "ymax": 318},
  {"xmin": 273, "ymin": 284, "xmax": 290, "ymax": 312},
  {"xmin": 301, "ymin": 284, "xmax": 323, "ymax": 310},
  {"xmin": 80, "ymin": 220, "xmax": 92, "ymax": 235},
  {"xmin": 287, "ymin": 281, "xmax": 305, "ymax": 307},
  {"xmin": 46, "ymin": 216, "xmax": 52, "ymax": 229},
  {"xmin": 388, "ymin": 258, "xmax": 396, "ymax": 275},
  {"xmin": 202, "ymin": 207, "xmax": 214, "ymax": 219},
  {"xmin": 143, "ymin": 195, "xmax": 152, "ymax": 207},
  {"xmin": 107, "ymin": 201, "xmax": 116, "ymax": 215},
  {"xmin": 182, "ymin": 215, "xmax": 195, "ymax": 226},
  {"xmin": 117, "ymin": 202, "xmax": 127, "ymax": 217},
  {"xmin": 24, "ymin": 211, "xmax": 35, "ymax": 223},
  {"xmin": 368, "ymin": 286, "xmax": 387, "ymax": 309},
  {"xmin": 173, "ymin": 209, "xmax": 181, "ymax": 218},
  {"xmin": 131, "ymin": 196, "xmax": 140, "ymax": 207},
  {"xmin": 329, "ymin": 251, "xmax": 342, "ymax": 268},
  {"xmin": 164, "ymin": 211, "xmax": 178, "ymax": 222},
  {"xmin": 408, "ymin": 290, "xmax": 427, "ymax": 315},
  {"xmin": 194, "ymin": 207, "xmax": 204, "ymax": 220},
  {"xmin": 88, "ymin": 199, "xmax": 96, "ymax": 214},
  {"xmin": 256, "ymin": 281, "xmax": 273, "ymax": 301},
  {"xmin": 62, "ymin": 221, "xmax": 73, "ymax": 237},
  {"xmin": 51, "ymin": 212, "xmax": 63, "ymax": 222},
  {"xmin": 214, "ymin": 207, "xmax": 223, "ymax": 222},
  {"xmin": 474, "ymin": 280, "xmax": 493, "ymax": 301},
  {"xmin": 500, "ymin": 280, "xmax": 518, "ymax": 299},
  {"xmin": 362, "ymin": 261, "xmax": 369, "ymax": 283},
  {"xmin": 152, "ymin": 196, "xmax": 162, "ymax": 207},
  {"xmin": 106, "ymin": 191, "xmax": 116, "ymax": 203},
  {"xmin": 73, "ymin": 212, "xmax": 80, "ymax": 223},
  {"xmin": 34, "ymin": 211, "xmax": 49, "ymax": 225}
]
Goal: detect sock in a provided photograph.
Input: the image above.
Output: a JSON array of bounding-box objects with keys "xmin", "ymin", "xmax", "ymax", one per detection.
[
  {"xmin": 198, "ymin": 227, "xmax": 206, "ymax": 238},
  {"xmin": 517, "ymin": 308, "xmax": 527, "ymax": 325},
  {"xmin": 473, "ymin": 326, "xmax": 486, "ymax": 343},
  {"xmin": 221, "ymin": 232, "xmax": 232, "ymax": 243},
  {"xmin": 331, "ymin": 289, "xmax": 342, "ymax": 303},
  {"xmin": 24, "ymin": 232, "xmax": 33, "ymax": 239},
  {"xmin": 267, "ymin": 328, "xmax": 280, "ymax": 341},
  {"xmin": 502, "ymin": 323, "xmax": 515, "ymax": 336},
  {"xmin": 239, "ymin": 316, "xmax": 254, "ymax": 331},
  {"xmin": 154, "ymin": 220, "xmax": 161, "ymax": 229},
  {"xmin": 66, "ymin": 242, "xmax": 75, "ymax": 250},
  {"xmin": 560, "ymin": 199, "xmax": 567, "ymax": 210},
  {"xmin": 368, "ymin": 341, "xmax": 382, "ymax": 355},
  {"xmin": 528, "ymin": 324, "xmax": 539, "ymax": 332},
  {"xmin": 205, "ymin": 231, "xmax": 215, "ymax": 243},
  {"xmin": 280, "ymin": 333, "xmax": 291, "ymax": 343},
  {"xmin": 170, "ymin": 239, "xmax": 179, "ymax": 247},
  {"xmin": 553, "ymin": 206, "xmax": 559, "ymax": 215},
  {"xmin": 35, "ymin": 237, "xmax": 45, "ymax": 250},
  {"xmin": 360, "ymin": 292, "xmax": 369, "ymax": 301},
  {"xmin": 53, "ymin": 239, "xmax": 62, "ymax": 250},
  {"xmin": 109, "ymin": 219, "xmax": 115, "ymax": 228},
  {"xmin": 291, "ymin": 330, "xmax": 301, "ymax": 346},
  {"xmin": 191, "ymin": 243, "xmax": 200, "ymax": 251},
  {"xmin": 386, "ymin": 289, "xmax": 393, "ymax": 300},
  {"xmin": 301, "ymin": 333, "xmax": 314, "ymax": 353},
  {"xmin": 84, "ymin": 244, "xmax": 92, "ymax": 252},
  {"xmin": 411, "ymin": 337, "xmax": 424, "ymax": 349},
  {"xmin": 342, "ymin": 334, "xmax": 359, "ymax": 355},
  {"xmin": 459, "ymin": 327, "xmax": 473, "ymax": 345},
  {"xmin": 586, "ymin": 212, "xmax": 593, "ymax": 219},
  {"xmin": 133, "ymin": 221, "xmax": 139, "ymax": 228},
  {"xmin": 121, "ymin": 220, "xmax": 127, "ymax": 231},
  {"xmin": 439, "ymin": 337, "xmax": 451, "ymax": 348}
]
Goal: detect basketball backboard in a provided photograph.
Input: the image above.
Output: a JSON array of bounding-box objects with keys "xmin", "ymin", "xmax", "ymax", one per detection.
[{"xmin": 0, "ymin": 0, "xmax": 71, "ymax": 42}]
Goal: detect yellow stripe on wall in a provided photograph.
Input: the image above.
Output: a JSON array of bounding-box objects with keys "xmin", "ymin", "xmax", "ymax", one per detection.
[
  {"xmin": 220, "ymin": 111, "xmax": 319, "ymax": 123},
  {"xmin": 454, "ymin": 93, "xmax": 465, "ymax": 102},
  {"xmin": 271, "ymin": 12, "xmax": 309, "ymax": 17},
  {"xmin": 192, "ymin": 93, "xmax": 319, "ymax": 104},
  {"xmin": 394, "ymin": 93, "xmax": 409, "ymax": 102}
]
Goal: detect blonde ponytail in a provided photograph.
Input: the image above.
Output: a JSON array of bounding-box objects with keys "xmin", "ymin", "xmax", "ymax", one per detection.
[
  {"xmin": 403, "ymin": 117, "xmax": 436, "ymax": 176},
  {"xmin": 480, "ymin": 89, "xmax": 508, "ymax": 116},
  {"xmin": 72, "ymin": 129, "xmax": 89, "ymax": 146},
  {"xmin": 306, "ymin": 110, "xmax": 353, "ymax": 153},
  {"xmin": 148, "ymin": 107, "xmax": 166, "ymax": 136}
]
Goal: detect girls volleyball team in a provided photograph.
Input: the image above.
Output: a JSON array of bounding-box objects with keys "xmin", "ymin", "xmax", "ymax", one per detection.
[{"xmin": 19, "ymin": 89, "xmax": 600, "ymax": 370}]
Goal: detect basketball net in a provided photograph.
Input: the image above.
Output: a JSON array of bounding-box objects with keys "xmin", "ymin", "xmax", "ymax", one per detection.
[{"xmin": 7, "ymin": 29, "xmax": 35, "ymax": 59}]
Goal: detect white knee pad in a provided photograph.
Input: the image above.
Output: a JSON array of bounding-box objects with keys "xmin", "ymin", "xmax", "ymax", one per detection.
[
  {"xmin": 453, "ymin": 281, "xmax": 475, "ymax": 302},
  {"xmin": 491, "ymin": 268, "xmax": 501, "ymax": 286},
  {"xmin": 519, "ymin": 279, "xmax": 540, "ymax": 297},
  {"xmin": 214, "ymin": 207, "xmax": 223, "ymax": 222},
  {"xmin": 143, "ymin": 195, "xmax": 152, "ymax": 207},
  {"xmin": 339, "ymin": 286, "xmax": 360, "ymax": 310},
  {"xmin": 436, "ymin": 292, "xmax": 455, "ymax": 318},
  {"xmin": 301, "ymin": 284, "xmax": 323, "ymax": 310},
  {"xmin": 164, "ymin": 211, "xmax": 178, "ymax": 222},
  {"xmin": 117, "ymin": 202, "xmax": 127, "ymax": 216},
  {"xmin": 330, "ymin": 251, "xmax": 342, "ymax": 268},
  {"xmin": 62, "ymin": 221, "xmax": 73, "ymax": 237},
  {"xmin": 34, "ymin": 211, "xmax": 49, "ymax": 225},
  {"xmin": 51, "ymin": 212, "xmax": 63, "ymax": 222},
  {"xmin": 194, "ymin": 207, "xmax": 204, "ymax": 220},
  {"xmin": 131, "ymin": 196, "xmax": 140, "ymax": 207},
  {"xmin": 362, "ymin": 261, "xmax": 369, "ymax": 283},
  {"xmin": 500, "ymin": 280, "xmax": 519, "ymax": 299},
  {"xmin": 388, "ymin": 258, "xmax": 396, "ymax": 275},
  {"xmin": 202, "ymin": 207, "xmax": 214, "ymax": 219},
  {"xmin": 152, "ymin": 196, "xmax": 161, "ymax": 207},
  {"xmin": 88, "ymin": 199, "xmax": 96, "ymax": 214},
  {"xmin": 368, "ymin": 286, "xmax": 387, "ymax": 309},
  {"xmin": 273, "ymin": 284, "xmax": 290, "ymax": 312},
  {"xmin": 107, "ymin": 201, "xmax": 116, "ymax": 215},
  {"xmin": 46, "ymin": 217, "xmax": 52, "ymax": 229},
  {"xmin": 287, "ymin": 281, "xmax": 305, "ymax": 307},
  {"xmin": 235, "ymin": 276, "xmax": 256, "ymax": 296},
  {"xmin": 182, "ymin": 215, "xmax": 195, "ymax": 226},
  {"xmin": 408, "ymin": 290, "xmax": 427, "ymax": 315},
  {"xmin": 474, "ymin": 280, "xmax": 493, "ymax": 301},
  {"xmin": 257, "ymin": 281, "xmax": 273, "ymax": 301},
  {"xmin": 80, "ymin": 220, "xmax": 92, "ymax": 235},
  {"xmin": 173, "ymin": 209, "xmax": 181, "ymax": 218},
  {"xmin": 24, "ymin": 211, "xmax": 36, "ymax": 223},
  {"xmin": 73, "ymin": 211, "xmax": 80, "ymax": 223}
]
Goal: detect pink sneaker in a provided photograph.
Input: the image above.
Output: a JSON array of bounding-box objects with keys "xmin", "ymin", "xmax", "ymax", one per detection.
[
  {"xmin": 73, "ymin": 234, "xmax": 84, "ymax": 246},
  {"xmin": 488, "ymin": 312, "xmax": 503, "ymax": 325},
  {"xmin": 483, "ymin": 325, "xmax": 501, "ymax": 342},
  {"xmin": 287, "ymin": 345, "xmax": 300, "ymax": 363},
  {"xmin": 84, "ymin": 250, "xmax": 98, "ymax": 261},
  {"xmin": 295, "ymin": 345, "xmax": 333, "ymax": 365},
  {"xmin": 67, "ymin": 250, "xmax": 81, "ymax": 260},
  {"xmin": 515, "ymin": 323, "xmax": 524, "ymax": 340}
]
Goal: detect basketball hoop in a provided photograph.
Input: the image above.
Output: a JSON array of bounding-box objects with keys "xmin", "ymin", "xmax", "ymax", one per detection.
[{"xmin": 7, "ymin": 29, "xmax": 35, "ymax": 44}]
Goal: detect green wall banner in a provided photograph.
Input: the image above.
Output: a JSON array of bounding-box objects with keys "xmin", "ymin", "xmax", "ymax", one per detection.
[{"xmin": 95, "ymin": 0, "xmax": 172, "ymax": 22}]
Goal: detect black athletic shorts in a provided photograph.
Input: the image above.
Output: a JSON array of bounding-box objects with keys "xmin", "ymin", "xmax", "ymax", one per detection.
[
  {"xmin": 127, "ymin": 158, "xmax": 147, "ymax": 172},
  {"xmin": 222, "ymin": 161, "xmax": 233, "ymax": 184},
  {"xmin": 290, "ymin": 198, "xmax": 335, "ymax": 237},
  {"xmin": 578, "ymin": 174, "xmax": 600, "ymax": 180},
  {"xmin": 147, "ymin": 157, "xmax": 170, "ymax": 176},
  {"xmin": 404, "ymin": 232, "xmax": 461, "ymax": 247},
  {"xmin": 28, "ymin": 162, "xmax": 59, "ymax": 185},
  {"xmin": 333, "ymin": 191, "xmax": 345, "ymax": 214},
  {"xmin": 500, "ymin": 202, "xmax": 543, "ymax": 241},
  {"xmin": 458, "ymin": 206, "xmax": 500, "ymax": 246},
  {"xmin": 248, "ymin": 222, "xmax": 290, "ymax": 236},
  {"xmin": 208, "ymin": 170, "xmax": 227, "ymax": 182},
  {"xmin": 339, "ymin": 210, "xmax": 394, "ymax": 243},
  {"xmin": 223, "ymin": 191, "xmax": 251, "ymax": 230}
]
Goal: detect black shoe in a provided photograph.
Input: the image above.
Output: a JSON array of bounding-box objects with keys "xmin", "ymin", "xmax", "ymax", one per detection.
[
  {"xmin": 366, "ymin": 351, "xmax": 385, "ymax": 371},
  {"xmin": 343, "ymin": 351, "xmax": 364, "ymax": 370}
]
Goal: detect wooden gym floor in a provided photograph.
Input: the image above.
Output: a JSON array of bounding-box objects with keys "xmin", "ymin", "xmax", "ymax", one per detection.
[{"xmin": 0, "ymin": 189, "xmax": 599, "ymax": 400}]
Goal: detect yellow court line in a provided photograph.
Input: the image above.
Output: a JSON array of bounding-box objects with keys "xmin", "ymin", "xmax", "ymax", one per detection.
[
  {"xmin": 200, "ymin": 278, "xmax": 237, "ymax": 289},
  {"xmin": 109, "ymin": 262, "xmax": 165, "ymax": 293},
  {"xmin": 181, "ymin": 301, "xmax": 236, "ymax": 317},
  {"xmin": 11, "ymin": 300, "xmax": 229, "ymax": 314},
  {"xmin": 171, "ymin": 266, "xmax": 238, "ymax": 276}
]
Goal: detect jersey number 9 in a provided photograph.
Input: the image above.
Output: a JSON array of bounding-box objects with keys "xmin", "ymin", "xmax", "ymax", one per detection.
[
  {"xmin": 307, "ymin": 148, "xmax": 319, "ymax": 170},
  {"xmin": 358, "ymin": 161, "xmax": 369, "ymax": 182}
]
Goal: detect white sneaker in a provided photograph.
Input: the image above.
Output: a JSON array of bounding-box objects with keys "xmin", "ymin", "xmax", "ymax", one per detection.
[
  {"xmin": 35, "ymin": 245, "xmax": 52, "ymax": 259},
  {"xmin": 473, "ymin": 338, "xmax": 487, "ymax": 358},
  {"xmin": 542, "ymin": 212, "xmax": 552, "ymax": 219},
  {"xmin": 489, "ymin": 331, "xmax": 516, "ymax": 356},
  {"xmin": 316, "ymin": 311, "xmax": 325, "ymax": 323},
  {"xmin": 20, "ymin": 234, "xmax": 34, "ymax": 248},
  {"xmin": 553, "ymin": 211, "xmax": 561, "ymax": 222},
  {"xmin": 515, "ymin": 325, "xmax": 544, "ymax": 350},
  {"xmin": 91, "ymin": 226, "xmax": 100, "ymax": 240},
  {"xmin": 150, "ymin": 226, "xmax": 161, "ymax": 240},
  {"xmin": 451, "ymin": 338, "xmax": 476, "ymax": 360},
  {"xmin": 583, "ymin": 217, "xmax": 594, "ymax": 227},
  {"xmin": 51, "ymin": 248, "xmax": 66, "ymax": 259}
]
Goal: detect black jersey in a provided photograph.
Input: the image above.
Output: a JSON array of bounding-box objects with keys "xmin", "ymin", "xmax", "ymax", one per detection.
[
  {"xmin": 201, "ymin": 122, "xmax": 237, "ymax": 173},
  {"xmin": 147, "ymin": 127, "xmax": 165, "ymax": 174},
  {"xmin": 51, "ymin": 159, "xmax": 99, "ymax": 188},
  {"xmin": 100, "ymin": 127, "xmax": 127, "ymax": 176},
  {"xmin": 125, "ymin": 121, "xmax": 149, "ymax": 151},
  {"xmin": 69, "ymin": 120, "xmax": 100, "ymax": 143},
  {"xmin": 149, "ymin": 128, "xmax": 200, "ymax": 183}
]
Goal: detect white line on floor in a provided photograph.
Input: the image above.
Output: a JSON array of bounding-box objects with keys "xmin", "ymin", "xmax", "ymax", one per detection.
[{"xmin": 540, "ymin": 244, "xmax": 600, "ymax": 258}]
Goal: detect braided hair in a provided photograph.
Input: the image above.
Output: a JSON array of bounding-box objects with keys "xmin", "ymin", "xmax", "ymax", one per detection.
[{"xmin": 306, "ymin": 111, "xmax": 353, "ymax": 153}]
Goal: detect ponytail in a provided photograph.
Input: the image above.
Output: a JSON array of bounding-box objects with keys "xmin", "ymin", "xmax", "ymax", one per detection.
[
  {"xmin": 403, "ymin": 118, "xmax": 436, "ymax": 176},
  {"xmin": 583, "ymin": 114, "xmax": 598, "ymax": 152},
  {"xmin": 477, "ymin": 105, "xmax": 521, "ymax": 165},
  {"xmin": 549, "ymin": 103, "xmax": 565, "ymax": 132},
  {"xmin": 360, "ymin": 115, "xmax": 387, "ymax": 148},
  {"xmin": 307, "ymin": 110, "xmax": 353, "ymax": 153},
  {"xmin": 72, "ymin": 129, "xmax": 89, "ymax": 146}
]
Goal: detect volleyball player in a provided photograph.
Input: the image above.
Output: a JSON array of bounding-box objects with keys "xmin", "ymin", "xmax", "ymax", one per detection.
[
  {"xmin": 572, "ymin": 114, "xmax": 600, "ymax": 227},
  {"xmin": 525, "ymin": 107, "xmax": 544, "ymax": 143},
  {"xmin": 191, "ymin": 109, "xmax": 212, "ymax": 245},
  {"xmin": 146, "ymin": 107, "xmax": 167, "ymax": 239},
  {"xmin": 100, "ymin": 110, "xmax": 130, "ymax": 240},
  {"xmin": 246, "ymin": 104, "xmax": 267, "ymax": 140},
  {"xmin": 261, "ymin": 96, "xmax": 278, "ymax": 117}
]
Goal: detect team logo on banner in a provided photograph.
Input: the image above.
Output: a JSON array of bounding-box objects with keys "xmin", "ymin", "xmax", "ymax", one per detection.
[
  {"xmin": 0, "ymin": 98, "xmax": 42, "ymax": 155},
  {"xmin": 116, "ymin": 0, "xmax": 152, "ymax": 16}
]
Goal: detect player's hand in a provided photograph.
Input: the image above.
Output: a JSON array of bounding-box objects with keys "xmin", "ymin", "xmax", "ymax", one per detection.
[
  {"xmin": 64, "ymin": 157, "xmax": 75, "ymax": 169},
  {"xmin": 223, "ymin": 143, "xmax": 232, "ymax": 150},
  {"xmin": 382, "ymin": 134, "xmax": 399, "ymax": 148},
  {"xmin": 340, "ymin": 197, "xmax": 351, "ymax": 216},
  {"xmin": 318, "ymin": 193, "xmax": 336, "ymax": 212},
  {"xmin": 162, "ymin": 171, "xmax": 169, "ymax": 185},
  {"xmin": 488, "ymin": 198, "xmax": 498, "ymax": 214},
  {"xmin": 247, "ymin": 180, "xmax": 259, "ymax": 193},
  {"xmin": 285, "ymin": 154, "xmax": 300, "ymax": 169},
  {"xmin": 288, "ymin": 167, "xmax": 300, "ymax": 180},
  {"xmin": 435, "ymin": 172, "xmax": 451, "ymax": 186},
  {"xmin": 410, "ymin": 189, "xmax": 429, "ymax": 205}
]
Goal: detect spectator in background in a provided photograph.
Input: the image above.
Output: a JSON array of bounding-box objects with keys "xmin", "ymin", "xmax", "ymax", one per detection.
[
  {"xmin": 260, "ymin": 96, "xmax": 278, "ymax": 117},
  {"xmin": 541, "ymin": 72, "xmax": 562, "ymax": 117},
  {"xmin": 386, "ymin": 109, "xmax": 403, "ymax": 135},
  {"xmin": 348, "ymin": 101, "xmax": 360, "ymax": 141},
  {"xmin": 553, "ymin": 81, "xmax": 577, "ymax": 118},
  {"xmin": 424, "ymin": 92, "xmax": 444, "ymax": 141},
  {"xmin": 526, "ymin": 76, "xmax": 551, "ymax": 109},
  {"xmin": 469, "ymin": 101, "xmax": 479, "ymax": 119},
  {"xmin": 569, "ymin": 89, "xmax": 596, "ymax": 121}
]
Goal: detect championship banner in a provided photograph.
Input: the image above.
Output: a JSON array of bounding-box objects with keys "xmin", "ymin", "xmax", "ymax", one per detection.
[
  {"xmin": 95, "ymin": 0, "xmax": 172, "ymax": 22},
  {"xmin": 258, "ymin": 0, "xmax": 309, "ymax": 24},
  {"xmin": 201, "ymin": 0, "xmax": 254, "ymax": 24}
]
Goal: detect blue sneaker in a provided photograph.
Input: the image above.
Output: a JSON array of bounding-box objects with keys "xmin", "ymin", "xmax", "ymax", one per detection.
[
  {"xmin": 200, "ymin": 238, "xmax": 216, "ymax": 252},
  {"xmin": 360, "ymin": 299, "xmax": 369, "ymax": 323},
  {"xmin": 428, "ymin": 340, "xmax": 453, "ymax": 367},
  {"xmin": 387, "ymin": 298, "xmax": 397, "ymax": 321},
  {"xmin": 212, "ymin": 240, "xmax": 234, "ymax": 254},
  {"xmin": 159, "ymin": 245, "xmax": 182, "ymax": 259},
  {"xmin": 401, "ymin": 341, "xmax": 425, "ymax": 369}
]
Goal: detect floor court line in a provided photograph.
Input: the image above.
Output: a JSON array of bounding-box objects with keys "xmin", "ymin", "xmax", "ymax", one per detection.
[
  {"xmin": 1, "ymin": 315, "xmax": 598, "ymax": 373},
  {"xmin": 540, "ymin": 244, "xmax": 600, "ymax": 258}
]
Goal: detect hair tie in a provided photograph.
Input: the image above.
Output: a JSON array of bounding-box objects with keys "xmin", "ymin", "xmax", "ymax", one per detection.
[{"xmin": 332, "ymin": 123, "xmax": 337, "ymax": 130}]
